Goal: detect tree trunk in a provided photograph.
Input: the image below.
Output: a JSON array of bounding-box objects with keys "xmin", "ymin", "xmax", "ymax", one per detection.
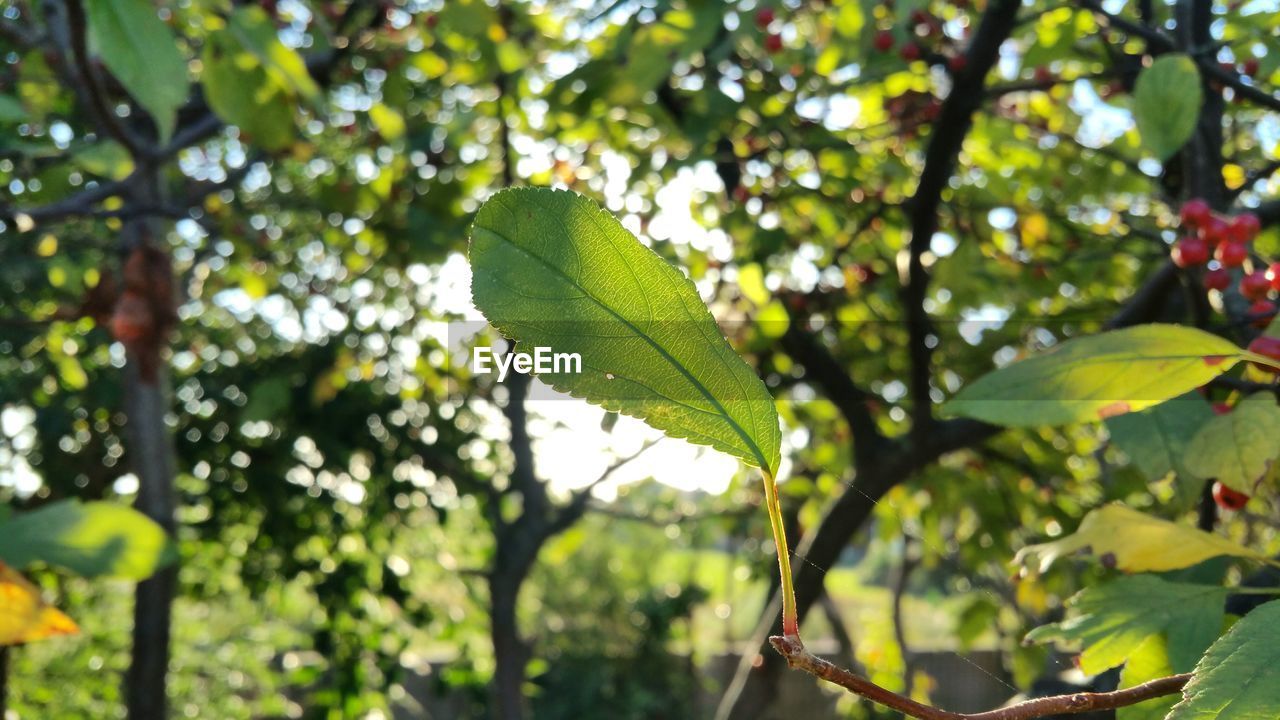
[
  {"xmin": 123, "ymin": 347, "xmax": 178, "ymax": 720},
  {"xmin": 1, "ymin": 647, "xmax": 9, "ymax": 717},
  {"xmin": 121, "ymin": 171, "xmax": 179, "ymax": 720},
  {"xmin": 490, "ymin": 574, "xmax": 529, "ymax": 720}
]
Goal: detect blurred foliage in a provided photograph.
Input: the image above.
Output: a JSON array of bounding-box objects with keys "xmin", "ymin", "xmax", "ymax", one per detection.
[{"xmin": 0, "ymin": 0, "xmax": 1279, "ymax": 717}]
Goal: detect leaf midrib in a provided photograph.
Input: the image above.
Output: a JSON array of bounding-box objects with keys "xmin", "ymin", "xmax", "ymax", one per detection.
[{"xmin": 475, "ymin": 223, "xmax": 772, "ymax": 472}]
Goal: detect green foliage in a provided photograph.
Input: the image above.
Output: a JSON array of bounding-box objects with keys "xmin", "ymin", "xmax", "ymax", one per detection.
[
  {"xmin": 200, "ymin": 7, "xmax": 313, "ymax": 150},
  {"xmin": 1025, "ymin": 575, "xmax": 1225, "ymax": 674},
  {"xmin": 85, "ymin": 0, "xmax": 188, "ymax": 141},
  {"xmin": 528, "ymin": 514, "xmax": 708, "ymax": 720},
  {"xmin": 224, "ymin": 7, "xmax": 319, "ymax": 102},
  {"xmin": 944, "ymin": 325, "xmax": 1245, "ymax": 427},
  {"xmin": 1168, "ymin": 600, "xmax": 1280, "ymax": 720},
  {"xmin": 0, "ymin": 499, "xmax": 175, "ymax": 580},
  {"xmin": 1118, "ymin": 635, "xmax": 1180, "ymax": 720},
  {"xmin": 8, "ymin": 569, "xmax": 315, "ymax": 719},
  {"xmin": 1105, "ymin": 393, "xmax": 1214, "ymax": 508},
  {"xmin": 0, "ymin": 94, "xmax": 25, "ymax": 122},
  {"xmin": 469, "ymin": 187, "xmax": 781, "ymax": 475},
  {"xmin": 1184, "ymin": 393, "xmax": 1280, "ymax": 492},
  {"xmin": 2, "ymin": 0, "xmax": 1280, "ymax": 715},
  {"xmin": 1132, "ymin": 54, "xmax": 1204, "ymax": 160}
]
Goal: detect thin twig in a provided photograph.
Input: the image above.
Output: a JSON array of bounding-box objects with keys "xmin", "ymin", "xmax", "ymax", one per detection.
[
  {"xmin": 770, "ymin": 635, "xmax": 1191, "ymax": 720},
  {"xmin": 1082, "ymin": 0, "xmax": 1280, "ymax": 113}
]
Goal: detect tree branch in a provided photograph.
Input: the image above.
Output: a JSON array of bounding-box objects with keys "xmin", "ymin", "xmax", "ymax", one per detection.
[
  {"xmin": 63, "ymin": 0, "xmax": 149, "ymax": 156},
  {"xmin": 1083, "ymin": 0, "xmax": 1280, "ymax": 113},
  {"xmin": 0, "ymin": 176, "xmax": 132, "ymax": 229},
  {"xmin": 770, "ymin": 635, "xmax": 1190, "ymax": 720},
  {"xmin": 780, "ymin": 319, "xmax": 886, "ymax": 471},
  {"xmin": 902, "ymin": 0, "xmax": 1021, "ymax": 442},
  {"xmin": 546, "ymin": 439, "xmax": 658, "ymax": 536},
  {"xmin": 891, "ymin": 535, "xmax": 918, "ymax": 695},
  {"xmin": 0, "ymin": 13, "xmax": 41, "ymax": 50}
]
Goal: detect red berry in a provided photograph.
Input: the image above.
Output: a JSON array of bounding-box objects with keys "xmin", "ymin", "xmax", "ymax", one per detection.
[
  {"xmin": 1249, "ymin": 299, "xmax": 1277, "ymax": 329},
  {"xmin": 1212, "ymin": 402, "xmax": 1233, "ymax": 415},
  {"xmin": 1212, "ymin": 481, "xmax": 1250, "ymax": 511},
  {"xmin": 1228, "ymin": 213, "xmax": 1261, "ymax": 243},
  {"xmin": 764, "ymin": 33, "xmax": 783, "ymax": 53},
  {"xmin": 755, "ymin": 7, "xmax": 776, "ymax": 28},
  {"xmin": 900, "ymin": 42, "xmax": 921, "ymax": 61},
  {"xmin": 1244, "ymin": 58, "xmax": 1260, "ymax": 77},
  {"xmin": 1172, "ymin": 237, "xmax": 1210, "ymax": 267},
  {"xmin": 911, "ymin": 9, "xmax": 936, "ymax": 35},
  {"xmin": 1269, "ymin": 262, "xmax": 1280, "ymax": 292},
  {"xmin": 1180, "ymin": 198, "xmax": 1212, "ymax": 228},
  {"xmin": 1249, "ymin": 335, "xmax": 1280, "ymax": 372},
  {"xmin": 874, "ymin": 30, "xmax": 895, "ymax": 52},
  {"xmin": 1241, "ymin": 271, "xmax": 1272, "ymax": 300},
  {"xmin": 949, "ymin": 55, "xmax": 968, "ymax": 73},
  {"xmin": 1203, "ymin": 215, "xmax": 1230, "ymax": 244},
  {"xmin": 1034, "ymin": 66, "xmax": 1053, "ymax": 84},
  {"xmin": 1203, "ymin": 267, "xmax": 1231, "ymax": 291},
  {"xmin": 1216, "ymin": 241, "xmax": 1248, "ymax": 267}
]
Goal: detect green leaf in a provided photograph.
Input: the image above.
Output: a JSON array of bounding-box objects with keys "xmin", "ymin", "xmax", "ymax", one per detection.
[
  {"xmin": 1168, "ymin": 599, "xmax": 1280, "ymax": 720},
  {"xmin": 1184, "ymin": 393, "xmax": 1280, "ymax": 492},
  {"xmin": 241, "ymin": 376, "xmax": 292, "ymax": 423},
  {"xmin": 1106, "ymin": 393, "xmax": 1215, "ymax": 506},
  {"xmin": 1025, "ymin": 575, "xmax": 1225, "ymax": 674},
  {"xmin": 943, "ymin": 324, "xmax": 1245, "ymax": 427},
  {"xmin": 201, "ymin": 36, "xmax": 295, "ymax": 151},
  {"xmin": 86, "ymin": 0, "xmax": 188, "ymax": 142},
  {"xmin": 199, "ymin": 6, "xmax": 316, "ymax": 151},
  {"xmin": 1133, "ymin": 54, "xmax": 1203, "ymax": 160},
  {"xmin": 468, "ymin": 188, "xmax": 781, "ymax": 474},
  {"xmin": 225, "ymin": 7, "xmax": 319, "ymax": 103},
  {"xmin": 0, "ymin": 500, "xmax": 176, "ymax": 580},
  {"xmin": 72, "ymin": 140, "xmax": 135, "ymax": 180},
  {"xmin": 1118, "ymin": 635, "xmax": 1181, "ymax": 720},
  {"xmin": 0, "ymin": 94, "xmax": 26, "ymax": 123},
  {"xmin": 1015, "ymin": 504, "xmax": 1268, "ymax": 575},
  {"xmin": 369, "ymin": 103, "xmax": 405, "ymax": 142}
]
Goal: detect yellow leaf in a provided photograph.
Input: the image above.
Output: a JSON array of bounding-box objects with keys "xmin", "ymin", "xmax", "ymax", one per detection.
[
  {"xmin": 36, "ymin": 234, "xmax": 57, "ymax": 257},
  {"xmin": 369, "ymin": 103, "xmax": 405, "ymax": 142},
  {"xmin": 0, "ymin": 562, "xmax": 78, "ymax": 646},
  {"xmin": 1014, "ymin": 504, "xmax": 1267, "ymax": 575},
  {"xmin": 1223, "ymin": 163, "xmax": 1246, "ymax": 191},
  {"xmin": 242, "ymin": 273, "xmax": 268, "ymax": 299},
  {"xmin": 737, "ymin": 263, "xmax": 770, "ymax": 307},
  {"xmin": 1015, "ymin": 574, "xmax": 1050, "ymax": 613},
  {"xmin": 1021, "ymin": 213, "xmax": 1050, "ymax": 247}
]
